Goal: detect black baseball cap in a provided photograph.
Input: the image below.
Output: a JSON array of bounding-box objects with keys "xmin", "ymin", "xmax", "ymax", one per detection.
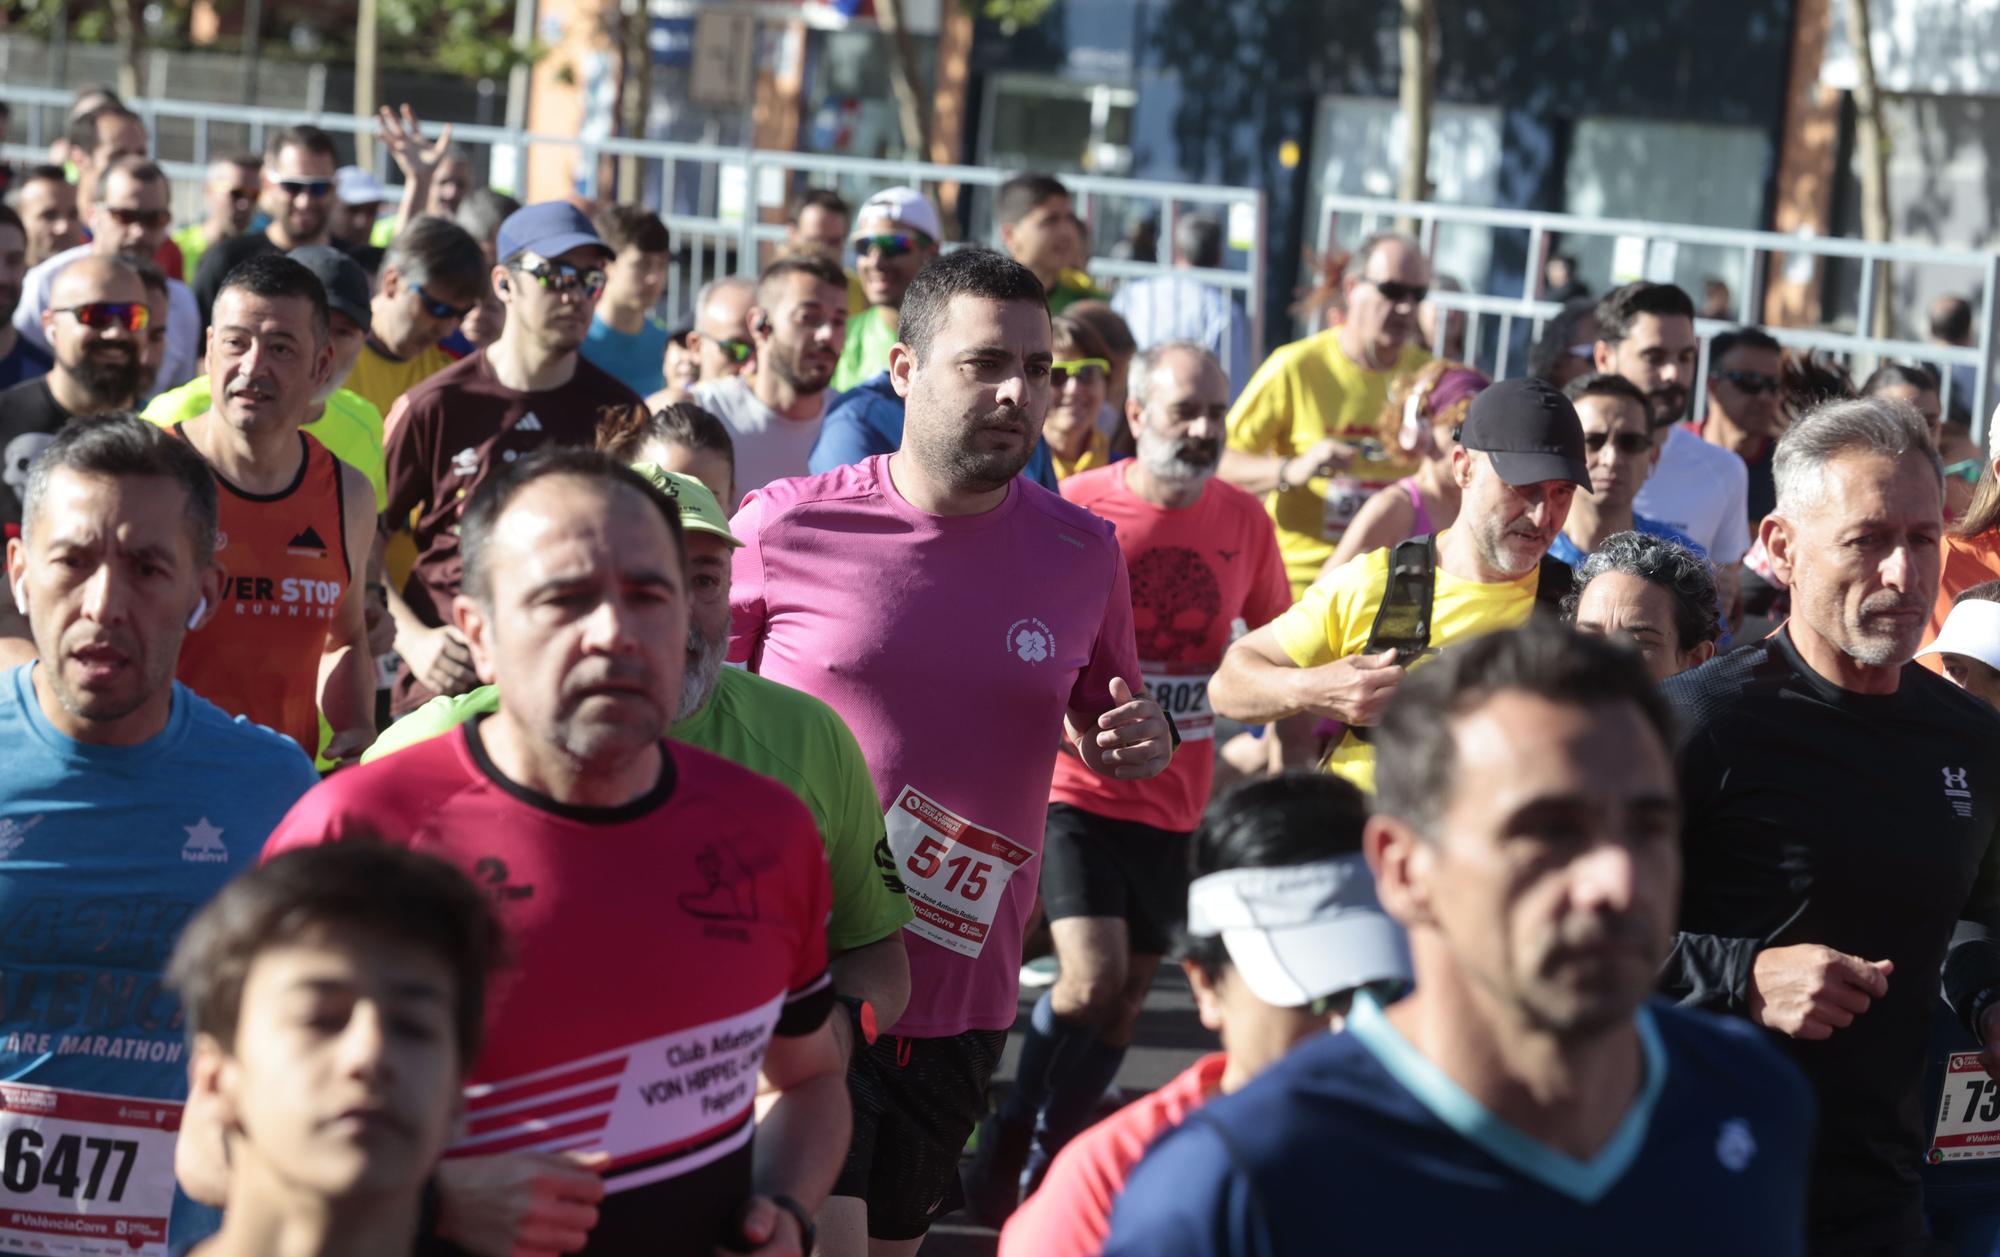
[
  {"xmin": 1457, "ymin": 377, "xmax": 1591, "ymax": 490},
  {"xmin": 287, "ymin": 245, "xmax": 373, "ymax": 338}
]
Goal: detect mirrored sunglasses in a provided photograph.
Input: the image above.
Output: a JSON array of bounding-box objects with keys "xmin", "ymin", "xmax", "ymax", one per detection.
[{"xmin": 58, "ymin": 302, "xmax": 150, "ymax": 333}]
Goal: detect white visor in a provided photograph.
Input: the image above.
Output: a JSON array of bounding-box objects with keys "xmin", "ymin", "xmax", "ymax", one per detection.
[
  {"xmin": 1186, "ymin": 856, "xmax": 1412, "ymax": 1008},
  {"xmin": 1921, "ymin": 599, "xmax": 2000, "ymax": 672}
]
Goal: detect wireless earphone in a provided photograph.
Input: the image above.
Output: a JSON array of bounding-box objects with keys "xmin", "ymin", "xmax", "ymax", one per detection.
[
  {"xmin": 187, "ymin": 595, "xmax": 208, "ymax": 631},
  {"xmin": 754, "ymin": 314, "xmax": 771, "ymax": 334},
  {"xmin": 9, "ymin": 581, "xmax": 24, "ymax": 616},
  {"xmin": 495, "ymin": 276, "xmax": 512, "ymax": 297}
]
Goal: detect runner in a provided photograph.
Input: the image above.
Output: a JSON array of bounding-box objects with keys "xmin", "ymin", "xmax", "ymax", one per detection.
[
  {"xmin": 832, "ymin": 187, "xmax": 940, "ymax": 392},
  {"xmin": 1565, "ymin": 531, "xmax": 1721, "ymax": 681},
  {"xmin": 646, "ymin": 276, "xmax": 754, "ymax": 410},
  {"xmin": 168, "ymin": 843, "xmax": 504, "ymax": 1257},
  {"xmin": 728, "ymin": 247, "xmax": 1173, "ymax": 1255},
  {"xmin": 597, "ymin": 400, "xmax": 736, "ymax": 508},
  {"xmin": 1106, "ymin": 622, "xmax": 1816, "ymax": 1256},
  {"xmin": 172, "ymin": 253, "xmax": 377, "ymax": 763},
  {"xmin": 358, "ymin": 464, "xmax": 913, "ymax": 1037},
  {"xmin": 1319, "ymin": 360, "xmax": 1487, "ymax": 573},
  {"xmin": 998, "ymin": 773, "xmax": 1409, "ymax": 1257},
  {"xmin": 343, "ymin": 215, "xmax": 487, "ymax": 418},
  {"xmin": 263, "ymin": 448, "xmax": 848, "ymax": 1256},
  {"xmin": 1662, "ymin": 397, "xmax": 2000, "ymax": 1253},
  {"xmin": 381, "ymin": 201, "xmax": 640, "ymax": 717},
  {"xmin": 1, "ymin": 414, "xmax": 319, "ymax": 1255},
  {"xmin": 580, "ymin": 204, "xmax": 671, "ymax": 396},
  {"xmin": 1550, "ymin": 372, "xmax": 1703, "ymax": 566},
  {"xmin": 962, "ymin": 341, "xmax": 1289, "ymax": 1223},
  {"xmin": 1209, "ymin": 376, "xmax": 1590, "ymax": 795}
]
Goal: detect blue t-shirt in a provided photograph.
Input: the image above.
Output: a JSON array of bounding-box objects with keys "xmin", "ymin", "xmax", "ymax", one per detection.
[
  {"xmin": 1104, "ymin": 995, "xmax": 1815, "ymax": 1257},
  {"xmin": 0, "ymin": 664, "xmax": 319, "ymax": 1250},
  {"xmin": 0, "ymin": 336, "xmax": 52, "ymax": 390},
  {"xmin": 1548, "ymin": 513, "xmax": 1704, "ymax": 568},
  {"xmin": 580, "ymin": 315, "xmax": 669, "ymax": 397},
  {"xmin": 808, "ymin": 370, "xmax": 1058, "ymax": 491}
]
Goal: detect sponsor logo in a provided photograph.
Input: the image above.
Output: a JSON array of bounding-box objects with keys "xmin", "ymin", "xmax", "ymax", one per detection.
[
  {"xmin": 285, "ymin": 525, "xmax": 329, "ymax": 558},
  {"xmin": 872, "ymin": 833, "xmax": 907, "ymax": 896},
  {"xmin": 516, "ymin": 412, "xmax": 543, "ymax": 432},
  {"xmin": 0, "ymin": 813, "xmax": 44, "ymax": 860},
  {"xmin": 1715, "ymin": 1118, "xmax": 1756, "ymax": 1172},
  {"xmin": 181, "ymin": 818, "xmax": 228, "ymax": 863},
  {"xmin": 1945, "ymin": 766, "xmax": 1974, "ymax": 819},
  {"xmin": 1216, "ymin": 547, "xmax": 1239, "ymax": 563},
  {"xmin": 451, "ymin": 447, "xmax": 481, "ymax": 478},
  {"xmin": 1006, "ymin": 617, "xmax": 1054, "ymax": 664}
]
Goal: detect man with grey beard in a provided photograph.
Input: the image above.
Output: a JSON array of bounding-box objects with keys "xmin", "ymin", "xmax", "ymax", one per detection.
[
  {"xmin": 963, "ymin": 340, "xmax": 1294, "ymax": 1224},
  {"xmin": 1661, "ymin": 396, "xmax": 2000, "ymax": 1255}
]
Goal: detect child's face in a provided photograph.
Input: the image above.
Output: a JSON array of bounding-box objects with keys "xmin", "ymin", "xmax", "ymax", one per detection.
[
  {"xmin": 215, "ymin": 924, "xmax": 461, "ymax": 1201},
  {"xmin": 1943, "ymin": 653, "xmax": 2000, "ymax": 713}
]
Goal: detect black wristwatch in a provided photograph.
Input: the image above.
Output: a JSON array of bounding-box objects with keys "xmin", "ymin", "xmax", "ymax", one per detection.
[{"xmin": 768, "ymin": 1193, "xmax": 817, "ymax": 1254}]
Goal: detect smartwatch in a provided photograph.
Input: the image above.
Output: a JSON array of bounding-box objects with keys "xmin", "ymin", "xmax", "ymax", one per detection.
[{"xmin": 836, "ymin": 994, "xmax": 879, "ymax": 1046}]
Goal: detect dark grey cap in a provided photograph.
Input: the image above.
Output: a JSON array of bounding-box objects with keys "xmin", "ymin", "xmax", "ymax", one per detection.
[
  {"xmin": 1457, "ymin": 376, "xmax": 1591, "ymax": 489},
  {"xmin": 286, "ymin": 245, "xmax": 372, "ymax": 337}
]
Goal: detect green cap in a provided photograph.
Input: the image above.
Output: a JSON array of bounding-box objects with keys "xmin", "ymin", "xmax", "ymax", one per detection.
[{"xmin": 632, "ymin": 464, "xmax": 741, "ymax": 547}]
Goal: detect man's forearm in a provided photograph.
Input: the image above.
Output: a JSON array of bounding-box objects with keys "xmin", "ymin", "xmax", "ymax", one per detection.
[
  {"xmin": 1218, "ymin": 448, "xmax": 1288, "ymax": 497},
  {"xmin": 830, "ymin": 935, "xmax": 910, "ymax": 1034},
  {"xmin": 1209, "ymin": 652, "xmax": 1308, "ymax": 724},
  {"xmin": 753, "ymin": 1068, "xmax": 850, "ymax": 1210},
  {"xmin": 384, "ymin": 560, "xmax": 433, "ymax": 638}
]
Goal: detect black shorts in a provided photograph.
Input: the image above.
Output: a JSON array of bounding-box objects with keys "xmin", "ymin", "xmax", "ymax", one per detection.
[
  {"xmin": 832, "ymin": 1026, "xmax": 1008, "ymax": 1240},
  {"xmin": 1039, "ymin": 802, "xmax": 1191, "ymax": 956}
]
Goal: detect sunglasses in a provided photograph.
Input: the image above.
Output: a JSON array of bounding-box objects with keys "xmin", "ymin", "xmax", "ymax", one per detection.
[
  {"xmin": 1714, "ymin": 369, "xmax": 1780, "ymax": 396},
  {"xmin": 512, "ymin": 257, "xmax": 608, "ymax": 299},
  {"xmin": 274, "ymin": 177, "xmax": 335, "ymax": 199},
  {"xmin": 856, "ymin": 232, "xmax": 931, "ymax": 260},
  {"xmin": 57, "ymin": 302, "xmax": 150, "ymax": 333},
  {"xmin": 1583, "ymin": 430, "xmax": 1654, "ymax": 456},
  {"xmin": 415, "ymin": 284, "xmax": 475, "ymax": 320},
  {"xmin": 716, "ymin": 337, "xmax": 754, "ymax": 364},
  {"xmin": 1051, "ymin": 357, "xmax": 1109, "ymax": 388},
  {"xmin": 227, "ymin": 186, "xmax": 260, "ymax": 204},
  {"xmin": 1370, "ymin": 279, "xmax": 1429, "ymax": 305},
  {"xmin": 104, "ymin": 207, "xmax": 171, "ymax": 229}
]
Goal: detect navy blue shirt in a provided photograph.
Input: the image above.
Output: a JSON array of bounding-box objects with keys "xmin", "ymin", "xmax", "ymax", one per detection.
[
  {"xmin": 0, "ymin": 335, "xmax": 51, "ymax": 390},
  {"xmin": 1103, "ymin": 997, "xmax": 1814, "ymax": 1257},
  {"xmin": 808, "ymin": 370, "xmax": 1057, "ymax": 491}
]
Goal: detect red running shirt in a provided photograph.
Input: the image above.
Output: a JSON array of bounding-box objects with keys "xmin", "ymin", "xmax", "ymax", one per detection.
[
  {"xmin": 175, "ymin": 428, "xmax": 350, "ymax": 755},
  {"xmin": 264, "ymin": 725, "xmax": 835, "ymax": 1255},
  {"xmin": 1050, "ymin": 467, "xmax": 1291, "ymax": 832}
]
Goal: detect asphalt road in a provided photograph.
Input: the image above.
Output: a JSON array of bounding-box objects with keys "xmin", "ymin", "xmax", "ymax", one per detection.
[{"xmin": 919, "ymin": 965, "xmax": 1211, "ymax": 1255}]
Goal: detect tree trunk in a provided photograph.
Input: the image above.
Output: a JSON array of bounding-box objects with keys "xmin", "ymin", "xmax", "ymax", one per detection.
[
  {"xmin": 1844, "ymin": 0, "xmax": 1892, "ymax": 337},
  {"xmin": 110, "ymin": 0, "xmax": 144, "ymax": 100},
  {"xmin": 355, "ymin": 0, "xmax": 379, "ymax": 170},
  {"xmin": 877, "ymin": 0, "xmax": 930, "ymax": 159},
  {"xmin": 1396, "ymin": 0, "xmax": 1434, "ymax": 211},
  {"xmin": 617, "ymin": 0, "xmax": 651, "ymax": 199}
]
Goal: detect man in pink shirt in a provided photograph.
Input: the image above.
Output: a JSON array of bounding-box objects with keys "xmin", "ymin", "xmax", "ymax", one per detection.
[
  {"xmin": 998, "ymin": 773, "xmax": 1410, "ymax": 1257},
  {"xmin": 964, "ymin": 340, "xmax": 1291, "ymax": 1225},
  {"xmin": 729, "ymin": 247, "xmax": 1175, "ymax": 1256}
]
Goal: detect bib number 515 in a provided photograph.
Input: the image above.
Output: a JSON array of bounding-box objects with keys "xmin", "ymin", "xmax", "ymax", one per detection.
[
  {"xmin": 904, "ymin": 836, "xmax": 993, "ymax": 900},
  {"xmin": 1, "ymin": 1129, "xmax": 138, "ymax": 1202}
]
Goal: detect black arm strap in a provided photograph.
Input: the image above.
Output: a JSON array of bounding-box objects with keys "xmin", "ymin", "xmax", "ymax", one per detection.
[{"xmin": 1363, "ymin": 534, "xmax": 1437, "ymax": 661}]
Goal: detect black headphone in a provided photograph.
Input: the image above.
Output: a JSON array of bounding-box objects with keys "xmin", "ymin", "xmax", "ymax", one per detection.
[
  {"xmin": 754, "ymin": 314, "xmax": 770, "ymax": 334},
  {"xmin": 495, "ymin": 275, "xmax": 512, "ymax": 296}
]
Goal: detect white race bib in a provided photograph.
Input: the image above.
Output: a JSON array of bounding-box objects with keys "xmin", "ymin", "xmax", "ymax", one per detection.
[
  {"xmin": 1142, "ymin": 664, "xmax": 1216, "ymax": 742},
  {"xmin": 886, "ymin": 787, "xmax": 1033, "ymax": 959},
  {"xmin": 1320, "ymin": 476, "xmax": 1372, "ymax": 538},
  {"xmin": 0, "ymin": 1082, "xmax": 180, "ymax": 1257},
  {"xmin": 1930, "ymin": 1052, "xmax": 2000, "ymax": 1163}
]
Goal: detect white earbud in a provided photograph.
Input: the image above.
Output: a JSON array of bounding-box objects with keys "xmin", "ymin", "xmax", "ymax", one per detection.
[
  {"xmin": 187, "ymin": 595, "xmax": 208, "ymax": 631},
  {"xmin": 9, "ymin": 582, "xmax": 25, "ymax": 617}
]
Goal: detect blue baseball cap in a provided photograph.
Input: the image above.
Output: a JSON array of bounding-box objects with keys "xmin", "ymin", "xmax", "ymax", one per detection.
[{"xmin": 495, "ymin": 202, "xmax": 611, "ymax": 265}]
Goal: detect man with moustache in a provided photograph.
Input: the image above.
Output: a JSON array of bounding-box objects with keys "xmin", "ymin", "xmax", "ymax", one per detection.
[
  {"xmin": 0, "ymin": 256, "xmax": 146, "ymax": 527},
  {"xmin": 382, "ymin": 202, "xmax": 641, "ymax": 716},
  {"xmin": 694, "ymin": 254, "xmax": 849, "ymax": 499},
  {"xmin": 1663, "ymin": 398, "xmax": 2000, "ymax": 1255},
  {"xmin": 191, "ymin": 126, "xmax": 341, "ymax": 331},
  {"xmin": 1210, "ymin": 377, "xmax": 1591, "ymax": 796},
  {"xmin": 963, "ymin": 341, "xmax": 1291, "ymax": 1224}
]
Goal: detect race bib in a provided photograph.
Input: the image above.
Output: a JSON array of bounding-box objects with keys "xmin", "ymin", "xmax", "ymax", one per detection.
[
  {"xmin": 1142, "ymin": 664, "xmax": 1216, "ymax": 742},
  {"xmin": 1929, "ymin": 1053, "xmax": 2000, "ymax": 1163},
  {"xmin": 1320, "ymin": 476, "xmax": 1372, "ymax": 538},
  {"xmin": 0, "ymin": 1082, "xmax": 180, "ymax": 1257},
  {"xmin": 885, "ymin": 787, "xmax": 1033, "ymax": 959}
]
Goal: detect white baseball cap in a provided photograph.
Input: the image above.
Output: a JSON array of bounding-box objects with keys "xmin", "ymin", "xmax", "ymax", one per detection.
[
  {"xmin": 1185, "ymin": 856, "xmax": 1412, "ymax": 1008},
  {"xmin": 335, "ymin": 166, "xmax": 392, "ymax": 207},
  {"xmin": 852, "ymin": 186, "xmax": 942, "ymax": 243},
  {"xmin": 1922, "ymin": 598, "xmax": 2000, "ymax": 672}
]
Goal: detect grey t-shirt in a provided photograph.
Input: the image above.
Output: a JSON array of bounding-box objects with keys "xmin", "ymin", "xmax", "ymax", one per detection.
[{"xmin": 693, "ymin": 376, "xmax": 835, "ymax": 504}]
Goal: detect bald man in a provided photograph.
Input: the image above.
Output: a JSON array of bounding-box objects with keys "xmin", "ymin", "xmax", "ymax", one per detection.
[
  {"xmin": 646, "ymin": 275, "xmax": 754, "ymax": 409},
  {"xmin": 0, "ymin": 256, "xmax": 146, "ymax": 524}
]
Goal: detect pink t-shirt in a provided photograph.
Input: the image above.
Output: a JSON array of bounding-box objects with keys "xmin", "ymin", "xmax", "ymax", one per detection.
[
  {"xmin": 729, "ymin": 454, "xmax": 1142, "ymax": 1038},
  {"xmin": 999, "ymin": 1052, "xmax": 1227, "ymax": 1257},
  {"xmin": 1051, "ymin": 466, "xmax": 1291, "ymax": 833}
]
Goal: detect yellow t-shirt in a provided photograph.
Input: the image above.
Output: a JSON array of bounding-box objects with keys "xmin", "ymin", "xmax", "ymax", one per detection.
[
  {"xmin": 345, "ymin": 342, "xmax": 458, "ymax": 419},
  {"xmin": 1051, "ymin": 427, "xmax": 1112, "ymax": 481},
  {"xmin": 1227, "ymin": 330, "xmax": 1428, "ymax": 594},
  {"xmin": 1269, "ymin": 534, "xmax": 1538, "ymax": 795}
]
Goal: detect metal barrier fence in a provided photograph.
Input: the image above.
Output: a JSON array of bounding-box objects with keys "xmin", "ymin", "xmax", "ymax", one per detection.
[
  {"xmin": 2, "ymin": 86, "xmax": 1268, "ymax": 358},
  {"xmin": 1316, "ymin": 192, "xmax": 2000, "ymax": 444}
]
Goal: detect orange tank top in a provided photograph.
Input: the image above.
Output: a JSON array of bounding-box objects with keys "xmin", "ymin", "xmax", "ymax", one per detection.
[{"xmin": 175, "ymin": 427, "xmax": 351, "ymax": 756}]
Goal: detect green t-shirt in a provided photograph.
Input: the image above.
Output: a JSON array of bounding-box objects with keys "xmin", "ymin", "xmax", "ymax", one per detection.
[
  {"xmin": 171, "ymin": 224, "xmax": 212, "ymax": 284},
  {"xmin": 364, "ymin": 666, "xmax": 913, "ymax": 951},
  {"xmin": 142, "ymin": 379, "xmax": 389, "ymax": 511},
  {"xmin": 832, "ymin": 305, "xmax": 898, "ymax": 393}
]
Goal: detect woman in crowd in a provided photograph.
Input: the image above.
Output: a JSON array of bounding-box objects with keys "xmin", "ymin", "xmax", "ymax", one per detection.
[
  {"xmin": 596, "ymin": 400, "xmax": 737, "ymax": 509},
  {"xmin": 1046, "ymin": 314, "xmax": 1120, "ymax": 480}
]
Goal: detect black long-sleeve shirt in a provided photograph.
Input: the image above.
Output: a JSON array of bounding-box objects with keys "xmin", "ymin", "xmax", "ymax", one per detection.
[{"xmin": 1662, "ymin": 627, "xmax": 2000, "ymax": 1248}]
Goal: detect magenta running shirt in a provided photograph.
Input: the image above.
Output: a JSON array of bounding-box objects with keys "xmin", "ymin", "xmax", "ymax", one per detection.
[{"xmin": 729, "ymin": 454, "xmax": 1142, "ymax": 1037}]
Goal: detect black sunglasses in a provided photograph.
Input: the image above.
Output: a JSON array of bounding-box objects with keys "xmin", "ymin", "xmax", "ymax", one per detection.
[
  {"xmin": 1714, "ymin": 369, "xmax": 1780, "ymax": 396},
  {"xmin": 274, "ymin": 177, "xmax": 335, "ymax": 199},
  {"xmin": 1370, "ymin": 279, "xmax": 1429, "ymax": 305},
  {"xmin": 415, "ymin": 284, "xmax": 475, "ymax": 320},
  {"xmin": 105, "ymin": 207, "xmax": 171, "ymax": 229},
  {"xmin": 716, "ymin": 337, "xmax": 754, "ymax": 364},
  {"xmin": 1583, "ymin": 431, "xmax": 1654, "ymax": 456}
]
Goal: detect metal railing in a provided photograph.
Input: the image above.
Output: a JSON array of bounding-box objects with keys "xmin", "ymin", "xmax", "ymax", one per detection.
[
  {"xmin": 1316, "ymin": 192, "xmax": 2000, "ymax": 444},
  {"xmin": 3, "ymin": 87, "xmax": 1268, "ymax": 357}
]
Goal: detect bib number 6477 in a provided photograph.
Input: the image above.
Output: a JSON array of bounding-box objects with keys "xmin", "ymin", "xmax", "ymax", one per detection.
[
  {"xmin": 904, "ymin": 835, "xmax": 993, "ymax": 901},
  {"xmin": 2, "ymin": 1129, "xmax": 138, "ymax": 1202}
]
